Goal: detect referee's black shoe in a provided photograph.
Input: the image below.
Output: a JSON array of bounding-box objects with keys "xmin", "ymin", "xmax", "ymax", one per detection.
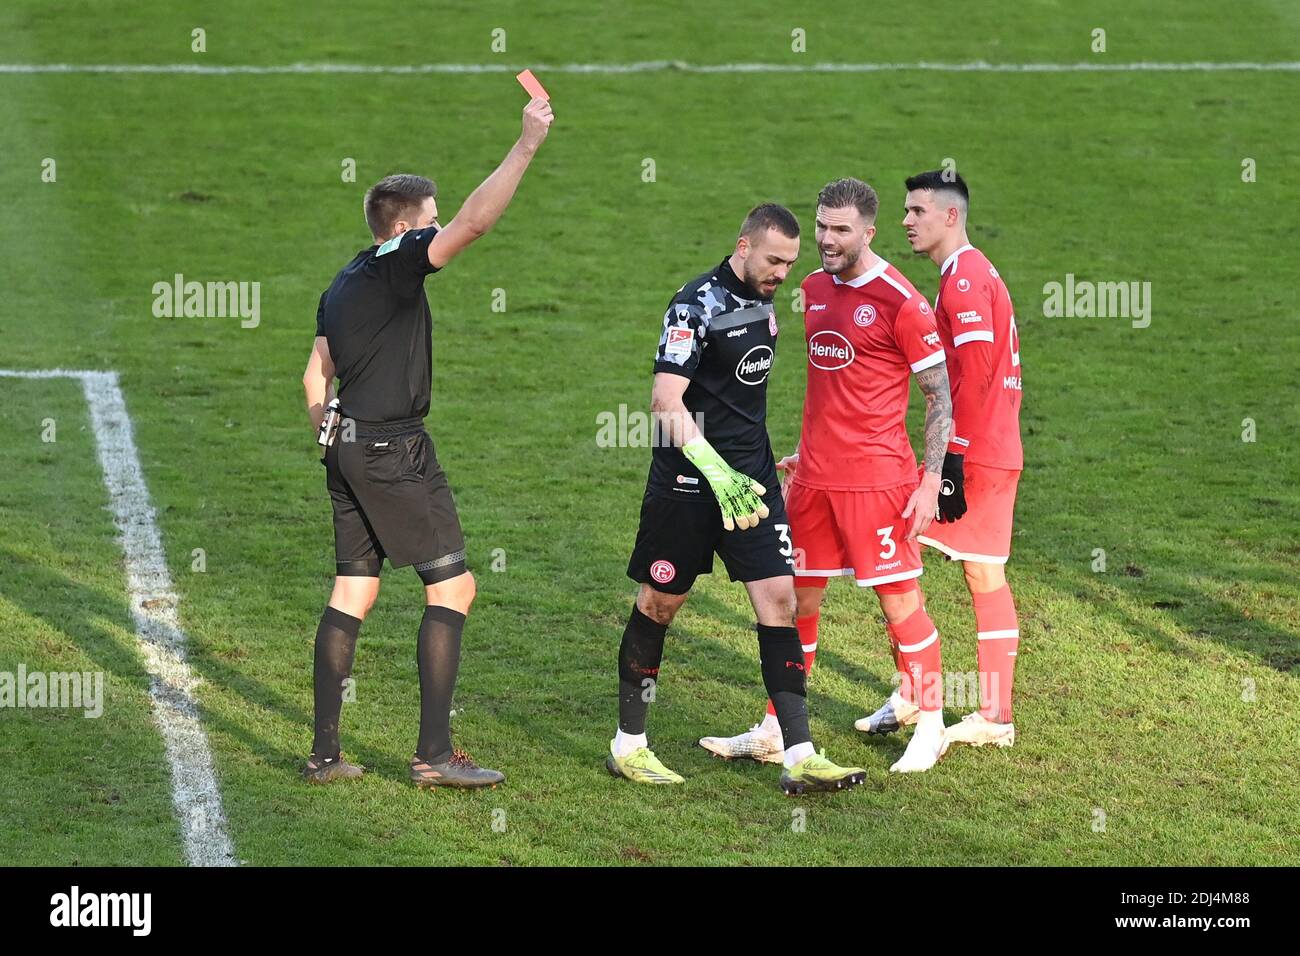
[
  {"xmin": 302, "ymin": 752, "xmax": 365, "ymax": 784},
  {"xmin": 410, "ymin": 749, "xmax": 505, "ymax": 789}
]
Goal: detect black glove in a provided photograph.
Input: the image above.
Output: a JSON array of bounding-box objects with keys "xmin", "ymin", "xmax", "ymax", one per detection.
[{"xmin": 937, "ymin": 452, "xmax": 967, "ymax": 523}]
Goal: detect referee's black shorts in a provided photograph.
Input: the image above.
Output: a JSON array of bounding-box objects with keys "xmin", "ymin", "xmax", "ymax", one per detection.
[
  {"xmin": 627, "ymin": 488, "xmax": 793, "ymax": 595},
  {"xmin": 324, "ymin": 417, "xmax": 466, "ymax": 583}
]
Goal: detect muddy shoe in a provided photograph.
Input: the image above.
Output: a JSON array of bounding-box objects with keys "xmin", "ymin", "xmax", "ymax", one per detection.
[{"xmin": 302, "ymin": 752, "xmax": 365, "ymax": 784}]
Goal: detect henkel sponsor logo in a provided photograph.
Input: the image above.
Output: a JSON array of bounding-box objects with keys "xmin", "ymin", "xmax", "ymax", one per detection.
[
  {"xmin": 853, "ymin": 304, "xmax": 877, "ymax": 327},
  {"xmin": 735, "ymin": 345, "xmax": 773, "ymax": 384},
  {"xmin": 650, "ymin": 560, "xmax": 676, "ymax": 584},
  {"xmin": 808, "ymin": 330, "xmax": 854, "ymax": 370}
]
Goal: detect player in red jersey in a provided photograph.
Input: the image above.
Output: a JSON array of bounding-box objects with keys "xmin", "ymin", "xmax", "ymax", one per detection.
[
  {"xmin": 876, "ymin": 169, "xmax": 1023, "ymax": 749},
  {"xmin": 700, "ymin": 178, "xmax": 955, "ymax": 773}
]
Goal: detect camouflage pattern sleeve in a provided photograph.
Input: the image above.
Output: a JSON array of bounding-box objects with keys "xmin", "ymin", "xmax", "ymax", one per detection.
[{"xmin": 653, "ymin": 296, "xmax": 710, "ymax": 377}]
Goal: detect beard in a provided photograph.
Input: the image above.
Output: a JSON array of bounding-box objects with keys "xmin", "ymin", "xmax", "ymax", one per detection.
[
  {"xmin": 820, "ymin": 243, "xmax": 861, "ymax": 275},
  {"xmin": 742, "ymin": 262, "xmax": 779, "ymax": 300}
]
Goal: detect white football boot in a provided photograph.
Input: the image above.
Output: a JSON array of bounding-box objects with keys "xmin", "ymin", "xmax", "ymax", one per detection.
[
  {"xmin": 943, "ymin": 712, "xmax": 1016, "ymax": 748},
  {"xmin": 888, "ymin": 710, "xmax": 948, "ymax": 773},
  {"xmin": 855, "ymin": 690, "xmax": 920, "ymax": 735},
  {"xmin": 698, "ymin": 721, "xmax": 785, "ymax": 764}
]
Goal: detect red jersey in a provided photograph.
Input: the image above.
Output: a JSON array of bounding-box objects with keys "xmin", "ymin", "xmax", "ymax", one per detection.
[
  {"xmin": 934, "ymin": 244, "xmax": 1023, "ymax": 471},
  {"xmin": 797, "ymin": 258, "xmax": 946, "ymax": 491}
]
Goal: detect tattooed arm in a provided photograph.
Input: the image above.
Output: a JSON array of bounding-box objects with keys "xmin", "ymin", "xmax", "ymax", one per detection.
[
  {"xmin": 901, "ymin": 360, "xmax": 953, "ymax": 539},
  {"xmin": 916, "ymin": 361, "xmax": 954, "ymax": 475}
]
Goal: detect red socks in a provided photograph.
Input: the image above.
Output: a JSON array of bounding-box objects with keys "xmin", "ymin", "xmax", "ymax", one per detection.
[
  {"xmin": 766, "ymin": 611, "xmax": 820, "ymax": 717},
  {"xmin": 973, "ymin": 584, "xmax": 1019, "ymax": 723},
  {"xmin": 758, "ymin": 589, "xmax": 1016, "ymax": 724},
  {"xmin": 888, "ymin": 632, "xmax": 906, "ymax": 701},
  {"xmin": 888, "ymin": 607, "xmax": 943, "ymax": 711}
]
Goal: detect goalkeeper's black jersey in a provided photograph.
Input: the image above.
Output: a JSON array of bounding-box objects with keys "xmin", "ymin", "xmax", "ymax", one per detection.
[{"xmin": 646, "ymin": 257, "xmax": 781, "ymax": 502}]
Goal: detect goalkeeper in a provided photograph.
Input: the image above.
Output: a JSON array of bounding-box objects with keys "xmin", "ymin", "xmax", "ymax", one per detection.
[{"xmin": 612, "ymin": 204, "xmax": 865, "ymax": 795}]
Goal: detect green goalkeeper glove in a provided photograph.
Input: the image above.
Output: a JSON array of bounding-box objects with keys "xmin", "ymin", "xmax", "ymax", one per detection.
[{"xmin": 682, "ymin": 436, "xmax": 770, "ymax": 531}]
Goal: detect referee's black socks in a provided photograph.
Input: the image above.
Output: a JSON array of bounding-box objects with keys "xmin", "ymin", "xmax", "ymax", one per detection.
[
  {"xmin": 757, "ymin": 624, "xmax": 812, "ymax": 749},
  {"xmin": 312, "ymin": 606, "xmax": 362, "ymax": 760},
  {"xmin": 618, "ymin": 605, "xmax": 668, "ymax": 734},
  {"xmin": 415, "ymin": 605, "xmax": 465, "ymax": 764}
]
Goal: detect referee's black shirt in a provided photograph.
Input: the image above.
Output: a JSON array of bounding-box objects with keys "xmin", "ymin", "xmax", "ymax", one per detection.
[
  {"xmin": 647, "ymin": 257, "xmax": 780, "ymax": 501},
  {"xmin": 315, "ymin": 226, "xmax": 441, "ymax": 423}
]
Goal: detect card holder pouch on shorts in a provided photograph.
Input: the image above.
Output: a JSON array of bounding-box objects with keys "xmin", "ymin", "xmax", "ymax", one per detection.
[{"xmin": 362, "ymin": 433, "xmax": 426, "ymax": 483}]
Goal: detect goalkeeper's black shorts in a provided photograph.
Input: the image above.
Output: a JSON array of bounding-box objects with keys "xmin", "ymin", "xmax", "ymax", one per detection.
[
  {"xmin": 324, "ymin": 417, "xmax": 466, "ymax": 582},
  {"xmin": 626, "ymin": 487, "xmax": 793, "ymax": 595}
]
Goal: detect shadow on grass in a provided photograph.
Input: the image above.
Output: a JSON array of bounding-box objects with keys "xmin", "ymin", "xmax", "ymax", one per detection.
[
  {"xmin": 0, "ymin": 545, "xmax": 313, "ymax": 779},
  {"xmin": 1014, "ymin": 536, "xmax": 1300, "ymax": 679}
]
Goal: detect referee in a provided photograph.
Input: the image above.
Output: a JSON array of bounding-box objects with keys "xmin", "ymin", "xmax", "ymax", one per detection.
[
  {"xmin": 301, "ymin": 97, "xmax": 553, "ymax": 788},
  {"xmin": 610, "ymin": 204, "xmax": 867, "ymax": 794}
]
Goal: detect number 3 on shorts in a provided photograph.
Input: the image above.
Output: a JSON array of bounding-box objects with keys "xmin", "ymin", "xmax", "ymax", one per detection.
[
  {"xmin": 775, "ymin": 523, "xmax": 794, "ymax": 557},
  {"xmin": 876, "ymin": 525, "xmax": 896, "ymax": 560}
]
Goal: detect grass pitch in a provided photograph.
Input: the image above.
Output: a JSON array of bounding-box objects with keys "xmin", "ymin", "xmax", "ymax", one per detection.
[{"xmin": 1, "ymin": 1, "xmax": 1297, "ymax": 865}]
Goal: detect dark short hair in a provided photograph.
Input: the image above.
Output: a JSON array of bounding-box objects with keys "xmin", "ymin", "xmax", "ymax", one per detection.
[
  {"xmin": 364, "ymin": 174, "xmax": 437, "ymax": 239},
  {"xmin": 905, "ymin": 169, "xmax": 970, "ymax": 206},
  {"xmin": 739, "ymin": 202, "xmax": 800, "ymax": 241},
  {"xmin": 816, "ymin": 177, "xmax": 879, "ymax": 224}
]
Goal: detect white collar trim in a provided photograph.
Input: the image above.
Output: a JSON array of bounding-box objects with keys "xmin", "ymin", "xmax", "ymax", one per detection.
[
  {"xmin": 941, "ymin": 243, "xmax": 975, "ymax": 276},
  {"xmin": 832, "ymin": 257, "xmax": 890, "ymax": 288}
]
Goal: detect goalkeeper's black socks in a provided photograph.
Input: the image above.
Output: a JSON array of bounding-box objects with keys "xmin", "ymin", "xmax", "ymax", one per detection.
[
  {"xmin": 311, "ymin": 606, "xmax": 362, "ymax": 761},
  {"xmin": 756, "ymin": 623, "xmax": 812, "ymax": 750},
  {"xmin": 415, "ymin": 605, "xmax": 465, "ymax": 764},
  {"xmin": 617, "ymin": 604, "xmax": 668, "ymax": 734}
]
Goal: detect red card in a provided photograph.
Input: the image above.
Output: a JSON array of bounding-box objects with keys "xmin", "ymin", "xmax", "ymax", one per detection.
[{"xmin": 515, "ymin": 69, "xmax": 549, "ymax": 101}]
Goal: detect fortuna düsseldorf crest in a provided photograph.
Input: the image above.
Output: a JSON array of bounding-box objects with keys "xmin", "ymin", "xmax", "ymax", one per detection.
[{"xmin": 853, "ymin": 304, "xmax": 876, "ymax": 327}]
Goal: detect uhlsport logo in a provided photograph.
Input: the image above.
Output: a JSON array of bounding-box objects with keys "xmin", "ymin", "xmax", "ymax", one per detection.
[
  {"xmin": 735, "ymin": 345, "xmax": 773, "ymax": 384},
  {"xmin": 956, "ymin": 277, "xmax": 971, "ymax": 292},
  {"xmin": 853, "ymin": 304, "xmax": 876, "ymax": 327},
  {"xmin": 808, "ymin": 330, "xmax": 854, "ymax": 370},
  {"xmin": 650, "ymin": 560, "xmax": 676, "ymax": 584}
]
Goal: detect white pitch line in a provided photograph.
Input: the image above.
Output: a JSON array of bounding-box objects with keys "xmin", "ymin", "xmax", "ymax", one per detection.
[
  {"xmin": 0, "ymin": 60, "xmax": 1298, "ymax": 75},
  {"xmin": 1, "ymin": 368, "xmax": 236, "ymax": 867}
]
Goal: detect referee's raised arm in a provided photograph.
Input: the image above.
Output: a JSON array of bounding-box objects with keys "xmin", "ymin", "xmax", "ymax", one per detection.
[
  {"xmin": 425, "ymin": 97, "xmax": 554, "ymax": 270},
  {"xmin": 300, "ymin": 93, "xmax": 554, "ymax": 791}
]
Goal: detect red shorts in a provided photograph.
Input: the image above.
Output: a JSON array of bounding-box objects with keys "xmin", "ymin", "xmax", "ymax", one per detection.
[
  {"xmin": 919, "ymin": 464, "xmax": 1020, "ymax": 563},
  {"xmin": 785, "ymin": 480, "xmax": 923, "ymax": 589}
]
